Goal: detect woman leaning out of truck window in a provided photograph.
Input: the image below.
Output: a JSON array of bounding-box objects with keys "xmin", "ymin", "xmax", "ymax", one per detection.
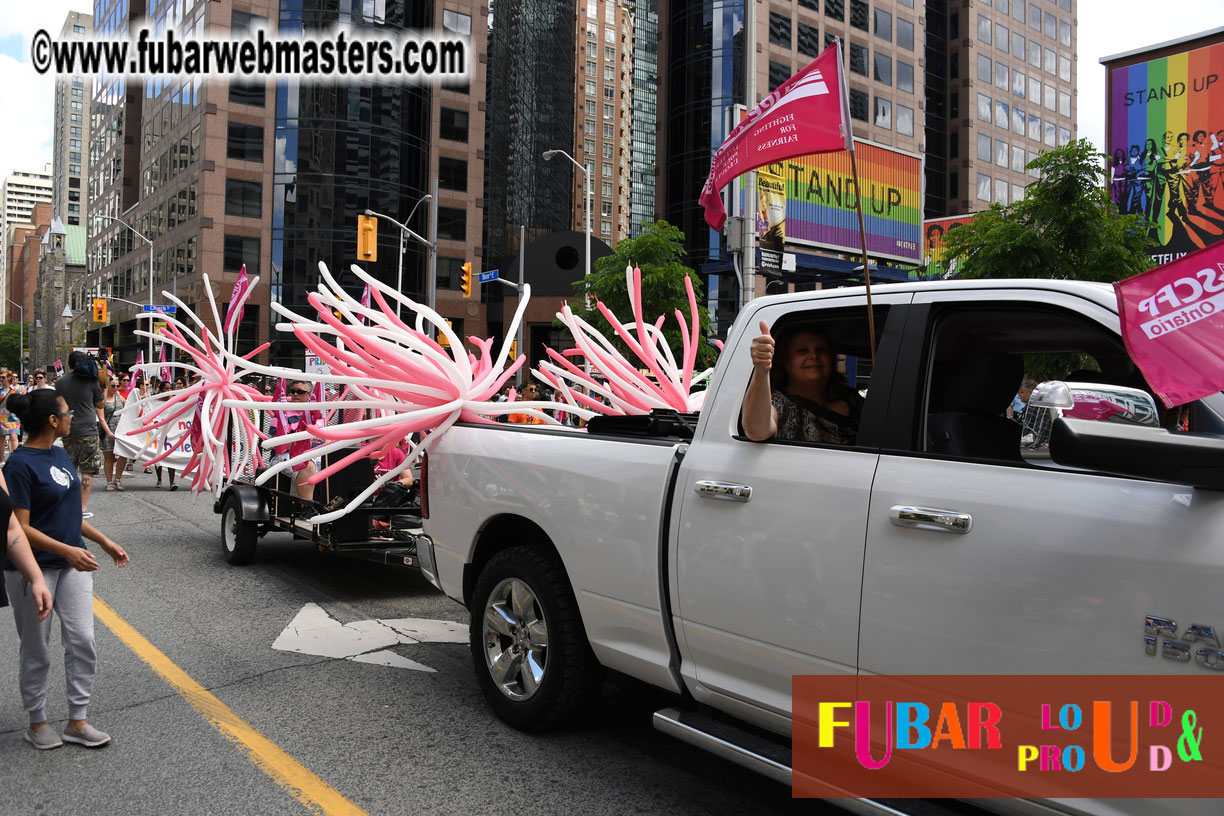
[{"xmin": 740, "ymin": 320, "xmax": 863, "ymax": 445}]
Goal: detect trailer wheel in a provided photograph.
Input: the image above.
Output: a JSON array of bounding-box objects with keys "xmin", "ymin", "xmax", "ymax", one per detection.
[
  {"xmin": 470, "ymin": 545, "xmax": 602, "ymax": 731},
  {"xmin": 221, "ymin": 495, "xmax": 258, "ymax": 565}
]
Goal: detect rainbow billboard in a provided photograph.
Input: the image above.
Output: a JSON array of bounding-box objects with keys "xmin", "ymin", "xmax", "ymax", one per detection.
[
  {"xmin": 753, "ymin": 138, "xmax": 923, "ymax": 264},
  {"xmin": 1107, "ymin": 40, "xmax": 1224, "ymax": 263}
]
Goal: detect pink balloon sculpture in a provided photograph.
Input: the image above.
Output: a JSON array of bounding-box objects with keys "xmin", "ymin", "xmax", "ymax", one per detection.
[
  {"xmin": 223, "ymin": 261, "xmax": 596, "ymax": 524},
  {"xmin": 535, "ymin": 264, "xmax": 714, "ymax": 415},
  {"xmin": 120, "ymin": 273, "xmax": 271, "ymax": 496}
]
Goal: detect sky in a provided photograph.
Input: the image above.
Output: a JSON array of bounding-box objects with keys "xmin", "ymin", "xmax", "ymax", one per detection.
[{"xmin": 0, "ymin": 1, "xmax": 1221, "ymax": 185}]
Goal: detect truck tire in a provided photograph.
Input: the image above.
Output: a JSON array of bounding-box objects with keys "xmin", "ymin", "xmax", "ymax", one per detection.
[
  {"xmin": 470, "ymin": 544, "xmax": 602, "ymax": 731},
  {"xmin": 221, "ymin": 495, "xmax": 258, "ymax": 566}
]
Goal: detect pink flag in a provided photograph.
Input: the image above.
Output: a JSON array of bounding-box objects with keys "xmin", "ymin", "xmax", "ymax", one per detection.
[
  {"xmin": 1115, "ymin": 241, "xmax": 1224, "ymax": 407},
  {"xmin": 360, "ymin": 283, "xmax": 371, "ymax": 324},
  {"xmin": 159, "ymin": 343, "xmax": 171, "ymax": 384},
  {"xmin": 698, "ymin": 43, "xmax": 853, "ymax": 231},
  {"xmin": 134, "ymin": 350, "xmax": 144, "ymax": 372},
  {"xmin": 273, "ymin": 378, "xmax": 286, "ymax": 402},
  {"xmin": 225, "ymin": 265, "xmax": 250, "ymax": 335}
]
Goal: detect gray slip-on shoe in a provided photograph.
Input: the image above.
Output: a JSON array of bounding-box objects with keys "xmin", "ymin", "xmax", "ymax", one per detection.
[
  {"xmin": 62, "ymin": 723, "xmax": 110, "ymax": 748},
  {"xmin": 23, "ymin": 726, "xmax": 63, "ymax": 750}
]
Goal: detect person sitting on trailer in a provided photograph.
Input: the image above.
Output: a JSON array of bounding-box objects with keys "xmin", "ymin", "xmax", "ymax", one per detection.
[{"xmin": 270, "ymin": 381, "xmax": 321, "ymax": 502}]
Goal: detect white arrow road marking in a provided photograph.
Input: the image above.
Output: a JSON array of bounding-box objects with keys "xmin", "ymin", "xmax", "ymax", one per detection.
[{"xmin": 273, "ymin": 603, "xmax": 468, "ymax": 673}]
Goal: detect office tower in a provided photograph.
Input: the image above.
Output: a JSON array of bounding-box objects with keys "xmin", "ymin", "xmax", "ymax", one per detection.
[
  {"xmin": 925, "ymin": 0, "xmax": 1077, "ymax": 217},
  {"xmin": 573, "ymin": 0, "xmax": 634, "ymax": 245},
  {"xmin": 53, "ymin": 12, "xmax": 94, "ymax": 230},
  {"xmin": 2, "ymin": 165, "xmax": 54, "ymax": 321},
  {"xmin": 83, "ymin": 0, "xmax": 487, "ymax": 370}
]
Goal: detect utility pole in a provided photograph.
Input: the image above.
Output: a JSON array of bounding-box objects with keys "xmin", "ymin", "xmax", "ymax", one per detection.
[{"xmin": 741, "ymin": 0, "xmax": 758, "ymax": 312}]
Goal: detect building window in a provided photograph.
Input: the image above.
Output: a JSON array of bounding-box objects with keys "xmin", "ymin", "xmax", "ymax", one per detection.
[
  {"xmin": 1043, "ymin": 83, "xmax": 1055, "ymax": 111},
  {"xmin": 602, "ymin": 161, "xmax": 612, "ymax": 177},
  {"xmin": 586, "ymin": 42, "xmax": 597, "ymax": 58},
  {"xmin": 849, "ymin": 88, "xmax": 869, "ymax": 122},
  {"xmin": 977, "ymin": 93, "xmax": 992, "ymax": 122},
  {"xmin": 226, "ymin": 123, "xmax": 263, "ymax": 161},
  {"xmin": 977, "ymin": 54, "xmax": 991, "ymax": 82},
  {"xmin": 438, "ymin": 157, "xmax": 468, "ymax": 191},
  {"xmin": 69, "ymin": 151, "xmax": 81, "ymax": 162},
  {"xmin": 996, "ymin": 23, "xmax": 1009, "ymax": 53},
  {"xmin": 73, "ymin": 24, "xmax": 85, "ymax": 34},
  {"xmin": 71, "ymin": 100, "xmax": 82, "ymax": 111},
  {"xmin": 950, "ymin": 52, "xmax": 959, "ymax": 79},
  {"xmin": 603, "ymin": 122, "xmax": 612, "ymax": 139},
  {"xmin": 977, "ymin": 15, "xmax": 991, "ymax": 45},
  {"xmin": 604, "ymin": 63, "xmax": 614, "ymax": 81},
  {"xmin": 1012, "ymin": 0, "xmax": 1025, "ymax": 24},
  {"xmin": 850, "ymin": 0, "xmax": 869, "ymax": 31},
  {"xmin": 1044, "ymin": 47, "xmax": 1055, "ymax": 76},
  {"xmin": 874, "ymin": 53, "xmax": 891, "ymax": 85},
  {"xmin": 602, "ymin": 142, "xmax": 613, "ymax": 158},
  {"xmin": 437, "ymin": 206, "xmax": 466, "ymax": 241},
  {"xmin": 1028, "ymin": 40, "xmax": 1040, "ymax": 69},
  {"xmin": 69, "ymin": 164, "xmax": 80, "ymax": 176},
  {"xmin": 949, "ymin": 171, "xmax": 959, "ymax": 199},
  {"xmin": 442, "ymin": 10, "xmax": 471, "ymax": 35},
  {"xmin": 769, "ymin": 12, "xmax": 792, "ymax": 47},
  {"xmin": 1059, "ymin": 55, "xmax": 1071, "ymax": 83},
  {"xmin": 995, "ymin": 178, "xmax": 1009, "ymax": 205},
  {"xmin": 601, "ymin": 201, "xmax": 612, "ymax": 217},
  {"xmin": 585, "ymin": 118, "xmax": 595, "ymax": 135},
  {"xmin": 1012, "ymin": 106, "xmax": 1025, "ymax": 135},
  {"xmin": 71, "ymin": 88, "xmax": 83, "ymax": 99},
  {"xmin": 1058, "ymin": 126, "xmax": 1071, "ymax": 146},
  {"xmin": 603, "ymin": 84, "xmax": 614, "ymax": 100},
  {"xmin": 1012, "ymin": 68, "xmax": 1026, "ymax": 98},
  {"xmin": 1029, "ymin": 76, "xmax": 1042, "ymax": 104},
  {"xmin": 1044, "ymin": 120, "xmax": 1056, "ymax": 147},
  {"xmin": 995, "ymin": 61, "xmax": 1008, "ymax": 91},
  {"xmin": 603, "ymin": 103, "xmax": 614, "ymax": 119},
  {"xmin": 978, "ymin": 173, "xmax": 992, "ymax": 201},
  {"xmin": 897, "ymin": 18, "xmax": 914, "ymax": 50},
  {"xmin": 223, "ymin": 235, "xmax": 260, "ymax": 279},
  {"xmin": 950, "ymin": 131, "xmax": 959, "ymax": 158},
  {"xmin": 875, "ymin": 8, "xmax": 892, "ymax": 41},
  {"xmin": 849, "ymin": 43, "xmax": 868, "ymax": 76},
  {"xmin": 825, "ymin": 0, "xmax": 844, "ymax": 22},
  {"xmin": 584, "ymin": 138, "xmax": 595, "ymax": 156},
  {"xmin": 977, "ymin": 133, "xmax": 991, "ymax": 161},
  {"xmin": 897, "ymin": 61, "xmax": 914, "ymax": 93},
  {"xmin": 601, "ymin": 220, "xmax": 612, "ymax": 235},
  {"xmin": 799, "ymin": 0, "xmax": 819, "ymax": 9},
  {"xmin": 229, "ymin": 82, "xmax": 265, "ymax": 107},
  {"xmin": 602, "ymin": 181, "xmax": 612, "ymax": 197},
  {"xmin": 1011, "ymin": 145, "xmax": 1026, "ymax": 172},
  {"xmin": 586, "ymin": 80, "xmax": 596, "ymax": 97},
  {"xmin": 605, "ymin": 46, "xmax": 614, "ymax": 61},
  {"xmin": 1029, "ymin": 113, "xmax": 1041, "ymax": 141},
  {"xmin": 1028, "ymin": 2, "xmax": 1041, "ymax": 32},
  {"xmin": 224, "ymin": 178, "xmax": 262, "ymax": 217},
  {"xmin": 586, "ymin": 99, "xmax": 596, "ymax": 116},
  {"xmin": 440, "ymin": 108, "xmax": 469, "ymax": 141},
  {"xmin": 896, "ymin": 104, "xmax": 914, "ymax": 137},
  {"xmin": 1059, "ymin": 19, "xmax": 1071, "ymax": 47},
  {"xmin": 874, "ymin": 97, "xmax": 891, "ymax": 129},
  {"xmin": 995, "ymin": 100, "xmax": 1009, "ymax": 129},
  {"xmin": 1058, "ymin": 91, "xmax": 1071, "ymax": 117},
  {"xmin": 769, "ymin": 60, "xmax": 791, "ymax": 92},
  {"xmin": 798, "ymin": 22, "xmax": 820, "ymax": 57},
  {"xmin": 1012, "ymin": 31, "xmax": 1025, "ymax": 60},
  {"xmin": 995, "ymin": 138, "xmax": 1009, "ymax": 168}
]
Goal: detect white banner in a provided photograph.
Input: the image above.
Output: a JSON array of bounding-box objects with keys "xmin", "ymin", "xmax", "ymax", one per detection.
[{"xmin": 112, "ymin": 390, "xmax": 195, "ymax": 469}]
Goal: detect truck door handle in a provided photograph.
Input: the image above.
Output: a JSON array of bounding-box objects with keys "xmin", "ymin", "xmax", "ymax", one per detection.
[
  {"xmin": 695, "ymin": 480, "xmax": 752, "ymax": 502},
  {"xmin": 889, "ymin": 505, "xmax": 972, "ymax": 534}
]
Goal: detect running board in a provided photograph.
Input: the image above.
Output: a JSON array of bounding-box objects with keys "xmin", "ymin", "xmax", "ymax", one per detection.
[
  {"xmin": 652, "ymin": 707, "xmax": 791, "ymax": 785},
  {"xmin": 652, "ymin": 708, "xmax": 949, "ymax": 816}
]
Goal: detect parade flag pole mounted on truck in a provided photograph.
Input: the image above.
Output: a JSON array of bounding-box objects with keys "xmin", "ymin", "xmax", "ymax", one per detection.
[{"xmin": 697, "ymin": 42, "xmax": 877, "ymax": 360}]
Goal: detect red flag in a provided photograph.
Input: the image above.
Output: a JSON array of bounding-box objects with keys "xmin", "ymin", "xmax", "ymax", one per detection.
[
  {"xmin": 225, "ymin": 264, "xmax": 250, "ymax": 335},
  {"xmin": 273, "ymin": 378, "xmax": 286, "ymax": 402},
  {"xmin": 698, "ymin": 43, "xmax": 853, "ymax": 231},
  {"xmin": 1115, "ymin": 241, "xmax": 1224, "ymax": 407}
]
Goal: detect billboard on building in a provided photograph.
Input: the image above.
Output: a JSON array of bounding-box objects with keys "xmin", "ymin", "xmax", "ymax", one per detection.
[
  {"xmin": 922, "ymin": 214, "xmax": 978, "ymax": 278},
  {"xmin": 756, "ymin": 170, "xmax": 787, "ymax": 273},
  {"xmin": 761, "ymin": 138, "xmax": 923, "ymax": 264},
  {"xmin": 1107, "ymin": 40, "xmax": 1224, "ymax": 263}
]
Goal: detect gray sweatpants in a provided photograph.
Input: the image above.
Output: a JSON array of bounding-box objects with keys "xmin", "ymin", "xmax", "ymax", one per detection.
[{"xmin": 4, "ymin": 567, "xmax": 96, "ymax": 723}]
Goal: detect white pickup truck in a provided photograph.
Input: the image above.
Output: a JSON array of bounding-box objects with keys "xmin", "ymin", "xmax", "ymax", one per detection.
[{"xmin": 416, "ymin": 280, "xmax": 1224, "ymax": 816}]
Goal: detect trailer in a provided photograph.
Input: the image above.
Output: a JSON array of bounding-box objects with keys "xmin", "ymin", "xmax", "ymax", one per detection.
[{"xmin": 214, "ymin": 450, "xmax": 420, "ymax": 569}]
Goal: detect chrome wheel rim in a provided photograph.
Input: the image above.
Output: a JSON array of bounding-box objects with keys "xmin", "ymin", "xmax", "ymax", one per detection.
[
  {"xmin": 223, "ymin": 506, "xmax": 238, "ymax": 553},
  {"xmin": 481, "ymin": 577, "xmax": 548, "ymax": 702}
]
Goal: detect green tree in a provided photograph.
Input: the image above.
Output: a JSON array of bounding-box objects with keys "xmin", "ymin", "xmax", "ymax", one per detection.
[
  {"xmin": 942, "ymin": 139, "xmax": 1154, "ymax": 282},
  {"xmin": 0, "ymin": 322, "xmax": 29, "ymax": 373},
  {"xmin": 567, "ymin": 221, "xmax": 718, "ymax": 370}
]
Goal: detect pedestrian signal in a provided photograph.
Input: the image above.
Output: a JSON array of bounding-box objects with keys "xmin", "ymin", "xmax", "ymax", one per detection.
[
  {"xmin": 357, "ymin": 214, "xmax": 378, "ymax": 262},
  {"xmin": 460, "ymin": 261, "xmax": 473, "ymax": 298},
  {"xmin": 92, "ymin": 298, "xmax": 108, "ymax": 323}
]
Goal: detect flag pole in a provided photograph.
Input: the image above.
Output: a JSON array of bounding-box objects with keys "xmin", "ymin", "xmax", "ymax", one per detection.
[
  {"xmin": 850, "ymin": 149, "xmax": 878, "ymax": 363},
  {"xmin": 835, "ymin": 37, "xmax": 877, "ymax": 363}
]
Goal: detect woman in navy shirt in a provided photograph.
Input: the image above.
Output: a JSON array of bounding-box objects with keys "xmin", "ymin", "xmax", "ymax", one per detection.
[{"xmin": 3, "ymin": 389, "xmax": 129, "ymax": 750}]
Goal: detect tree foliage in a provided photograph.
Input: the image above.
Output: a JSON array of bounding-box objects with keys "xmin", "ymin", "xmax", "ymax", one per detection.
[
  {"xmin": 567, "ymin": 221, "xmax": 718, "ymax": 370},
  {"xmin": 0, "ymin": 323, "xmax": 28, "ymax": 373},
  {"xmin": 942, "ymin": 139, "xmax": 1154, "ymax": 282}
]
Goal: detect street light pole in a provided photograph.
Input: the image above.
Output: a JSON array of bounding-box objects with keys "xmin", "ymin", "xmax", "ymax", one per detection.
[
  {"xmin": 366, "ymin": 188, "xmax": 434, "ymax": 321},
  {"xmin": 542, "ymin": 149, "xmax": 592, "ymax": 309},
  {"xmin": 98, "ymin": 215, "xmax": 155, "ymax": 369},
  {"xmin": 5, "ymin": 299, "xmax": 23, "ymax": 382}
]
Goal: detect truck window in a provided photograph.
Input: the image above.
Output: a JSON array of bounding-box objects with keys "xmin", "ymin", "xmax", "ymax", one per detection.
[
  {"xmin": 919, "ymin": 303, "xmax": 1198, "ymax": 468},
  {"xmin": 738, "ymin": 305, "xmax": 889, "ymax": 448}
]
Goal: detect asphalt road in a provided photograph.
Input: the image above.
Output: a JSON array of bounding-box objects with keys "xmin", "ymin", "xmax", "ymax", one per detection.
[{"xmin": 0, "ymin": 467, "xmax": 830, "ymax": 816}]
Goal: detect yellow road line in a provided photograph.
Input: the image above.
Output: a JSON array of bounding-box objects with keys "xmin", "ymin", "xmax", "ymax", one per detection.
[{"xmin": 94, "ymin": 597, "xmax": 369, "ymax": 816}]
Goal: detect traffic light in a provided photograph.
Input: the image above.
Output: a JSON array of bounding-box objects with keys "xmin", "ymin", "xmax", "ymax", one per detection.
[
  {"xmin": 509, "ymin": 340, "xmax": 518, "ymax": 360},
  {"xmin": 92, "ymin": 298, "xmax": 108, "ymax": 323},
  {"xmin": 460, "ymin": 261, "xmax": 473, "ymax": 298},
  {"xmin": 357, "ymin": 214, "xmax": 378, "ymax": 262}
]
